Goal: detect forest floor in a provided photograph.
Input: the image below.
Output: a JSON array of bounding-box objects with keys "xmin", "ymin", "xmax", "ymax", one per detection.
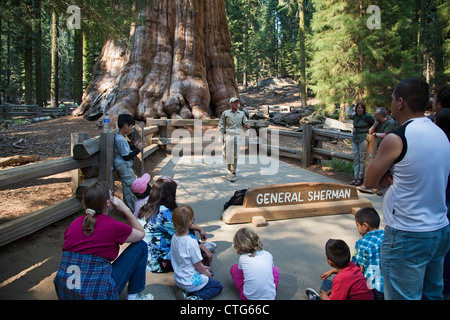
[{"xmin": 0, "ymin": 78, "xmax": 353, "ymax": 225}]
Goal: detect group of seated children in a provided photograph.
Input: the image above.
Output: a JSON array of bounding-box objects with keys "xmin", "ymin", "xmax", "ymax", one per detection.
[{"xmin": 161, "ymin": 201, "xmax": 381, "ymax": 300}]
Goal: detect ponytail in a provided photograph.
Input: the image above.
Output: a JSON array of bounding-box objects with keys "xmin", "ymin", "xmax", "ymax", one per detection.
[
  {"xmin": 82, "ymin": 209, "xmax": 97, "ymax": 236},
  {"xmin": 81, "ymin": 181, "xmax": 110, "ymax": 236}
]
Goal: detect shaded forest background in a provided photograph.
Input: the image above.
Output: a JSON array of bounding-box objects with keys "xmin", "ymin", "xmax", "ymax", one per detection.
[{"xmin": 1, "ymin": 0, "xmax": 449, "ymax": 116}]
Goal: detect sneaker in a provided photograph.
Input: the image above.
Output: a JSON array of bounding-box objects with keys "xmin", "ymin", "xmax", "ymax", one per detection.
[
  {"xmin": 229, "ymin": 174, "xmax": 236, "ymax": 182},
  {"xmin": 174, "ymin": 287, "xmax": 203, "ymax": 300},
  {"xmin": 174, "ymin": 287, "xmax": 189, "ymax": 300},
  {"xmin": 305, "ymin": 288, "xmax": 320, "ymax": 300},
  {"xmin": 203, "ymin": 242, "xmax": 217, "ymax": 252},
  {"xmin": 135, "ymin": 292, "xmax": 155, "ymax": 300}
]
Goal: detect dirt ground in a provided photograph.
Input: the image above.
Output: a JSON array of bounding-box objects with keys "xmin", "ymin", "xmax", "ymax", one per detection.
[{"xmin": 0, "ymin": 79, "xmax": 353, "ymax": 299}]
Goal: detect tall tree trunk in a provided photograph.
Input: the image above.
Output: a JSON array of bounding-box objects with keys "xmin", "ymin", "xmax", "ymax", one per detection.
[
  {"xmin": 24, "ymin": 1, "xmax": 33, "ymax": 106},
  {"xmin": 6, "ymin": 18, "xmax": 11, "ymax": 102},
  {"xmin": 298, "ymin": 0, "xmax": 307, "ymax": 108},
  {"xmin": 417, "ymin": 0, "xmax": 426, "ymax": 76},
  {"xmin": 73, "ymin": 28, "xmax": 83, "ymax": 105},
  {"xmin": 24, "ymin": 27, "xmax": 33, "ymax": 105},
  {"xmin": 34, "ymin": 0, "xmax": 44, "ymax": 107},
  {"xmin": 82, "ymin": 31, "xmax": 90, "ymax": 90},
  {"xmin": 0, "ymin": 13, "xmax": 3, "ymax": 100},
  {"xmin": 73, "ymin": 0, "xmax": 238, "ymax": 121},
  {"xmin": 50, "ymin": 8, "xmax": 59, "ymax": 108}
]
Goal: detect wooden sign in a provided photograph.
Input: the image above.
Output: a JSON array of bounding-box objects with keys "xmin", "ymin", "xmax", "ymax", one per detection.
[
  {"xmin": 222, "ymin": 182, "xmax": 372, "ymax": 225},
  {"xmin": 243, "ymin": 182, "xmax": 358, "ymax": 208}
]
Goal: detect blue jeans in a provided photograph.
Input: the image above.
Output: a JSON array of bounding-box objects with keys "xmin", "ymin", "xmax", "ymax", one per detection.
[
  {"xmin": 111, "ymin": 240, "xmax": 148, "ymax": 295},
  {"xmin": 381, "ymin": 225, "xmax": 450, "ymax": 300},
  {"xmin": 191, "ymin": 277, "xmax": 223, "ymax": 300},
  {"xmin": 444, "ymin": 204, "xmax": 450, "ymax": 299},
  {"xmin": 444, "ymin": 247, "xmax": 450, "ymax": 299}
]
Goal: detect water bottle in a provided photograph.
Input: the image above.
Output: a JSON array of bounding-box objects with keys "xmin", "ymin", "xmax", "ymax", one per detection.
[{"xmin": 103, "ymin": 113, "xmax": 110, "ymax": 132}]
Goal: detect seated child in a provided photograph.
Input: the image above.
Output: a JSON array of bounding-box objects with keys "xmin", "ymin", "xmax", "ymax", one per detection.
[
  {"xmin": 114, "ymin": 114, "xmax": 143, "ymax": 211},
  {"xmin": 170, "ymin": 205, "xmax": 223, "ymax": 300},
  {"xmin": 132, "ymin": 173, "xmax": 151, "ymax": 217},
  {"xmin": 305, "ymin": 239, "xmax": 374, "ymax": 300},
  {"xmin": 230, "ymin": 227, "xmax": 280, "ymax": 300},
  {"xmin": 353, "ymin": 207, "xmax": 384, "ymax": 300}
]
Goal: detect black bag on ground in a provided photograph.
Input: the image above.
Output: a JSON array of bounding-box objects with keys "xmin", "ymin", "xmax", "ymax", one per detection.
[{"xmin": 223, "ymin": 189, "xmax": 247, "ymax": 210}]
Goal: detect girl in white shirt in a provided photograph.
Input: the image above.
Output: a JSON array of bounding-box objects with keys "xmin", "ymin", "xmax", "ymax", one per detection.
[
  {"xmin": 170, "ymin": 205, "xmax": 223, "ymax": 300},
  {"xmin": 230, "ymin": 227, "xmax": 280, "ymax": 300}
]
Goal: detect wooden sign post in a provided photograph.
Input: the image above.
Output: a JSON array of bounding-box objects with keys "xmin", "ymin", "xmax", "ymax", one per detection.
[{"xmin": 222, "ymin": 182, "xmax": 372, "ymax": 226}]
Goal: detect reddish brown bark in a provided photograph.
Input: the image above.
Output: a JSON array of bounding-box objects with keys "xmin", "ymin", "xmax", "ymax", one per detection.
[{"xmin": 73, "ymin": 0, "xmax": 238, "ymax": 122}]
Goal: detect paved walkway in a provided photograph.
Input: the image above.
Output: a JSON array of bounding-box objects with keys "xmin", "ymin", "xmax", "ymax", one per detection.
[{"xmin": 137, "ymin": 154, "xmax": 384, "ymax": 300}]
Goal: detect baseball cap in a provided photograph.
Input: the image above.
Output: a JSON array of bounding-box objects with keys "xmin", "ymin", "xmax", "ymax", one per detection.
[
  {"xmin": 132, "ymin": 173, "xmax": 151, "ymax": 194},
  {"xmin": 229, "ymin": 97, "xmax": 239, "ymax": 103}
]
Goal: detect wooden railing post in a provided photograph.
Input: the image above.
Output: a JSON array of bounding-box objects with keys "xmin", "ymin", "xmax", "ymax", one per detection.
[
  {"xmin": 159, "ymin": 117, "xmax": 168, "ymax": 151},
  {"xmin": 99, "ymin": 131, "xmax": 115, "ymax": 191},
  {"xmin": 71, "ymin": 132, "xmax": 90, "ymax": 194},
  {"xmin": 302, "ymin": 124, "xmax": 312, "ymax": 167},
  {"xmin": 4, "ymin": 105, "xmax": 11, "ymax": 119}
]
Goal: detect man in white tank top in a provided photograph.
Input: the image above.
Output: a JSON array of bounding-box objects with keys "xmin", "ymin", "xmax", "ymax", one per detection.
[{"xmin": 365, "ymin": 78, "xmax": 450, "ymax": 300}]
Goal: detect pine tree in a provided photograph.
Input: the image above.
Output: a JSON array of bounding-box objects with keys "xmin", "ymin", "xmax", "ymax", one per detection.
[
  {"xmin": 437, "ymin": 0, "xmax": 450, "ymax": 81},
  {"xmin": 226, "ymin": 0, "xmax": 261, "ymax": 86},
  {"xmin": 310, "ymin": 0, "xmax": 361, "ymax": 117},
  {"xmin": 310, "ymin": 0, "xmax": 416, "ymax": 116}
]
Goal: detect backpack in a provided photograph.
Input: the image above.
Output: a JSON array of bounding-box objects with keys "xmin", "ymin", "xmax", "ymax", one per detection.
[{"xmin": 223, "ymin": 189, "xmax": 247, "ymax": 210}]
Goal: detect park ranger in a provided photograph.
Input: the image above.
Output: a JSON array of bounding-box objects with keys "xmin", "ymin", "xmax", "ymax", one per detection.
[{"xmin": 219, "ymin": 97, "xmax": 250, "ymax": 182}]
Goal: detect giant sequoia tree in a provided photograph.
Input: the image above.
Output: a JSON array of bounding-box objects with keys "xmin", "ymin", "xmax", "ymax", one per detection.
[{"xmin": 72, "ymin": 0, "xmax": 238, "ymax": 121}]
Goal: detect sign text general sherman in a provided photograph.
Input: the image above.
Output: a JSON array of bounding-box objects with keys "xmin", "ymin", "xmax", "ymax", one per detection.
[{"xmin": 243, "ymin": 182, "xmax": 358, "ymax": 208}]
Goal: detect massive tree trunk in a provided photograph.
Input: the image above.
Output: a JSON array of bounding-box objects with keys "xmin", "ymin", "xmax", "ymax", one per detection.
[{"xmin": 73, "ymin": 0, "xmax": 238, "ymax": 122}]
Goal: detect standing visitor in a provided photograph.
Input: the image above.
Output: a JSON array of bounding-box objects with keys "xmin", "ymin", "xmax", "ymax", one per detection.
[
  {"xmin": 350, "ymin": 102, "xmax": 375, "ymax": 186},
  {"xmin": 365, "ymin": 78, "xmax": 450, "ymax": 300}
]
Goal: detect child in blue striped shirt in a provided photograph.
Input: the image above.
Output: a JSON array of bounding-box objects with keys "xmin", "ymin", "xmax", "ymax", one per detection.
[{"xmin": 353, "ymin": 207, "xmax": 384, "ymax": 300}]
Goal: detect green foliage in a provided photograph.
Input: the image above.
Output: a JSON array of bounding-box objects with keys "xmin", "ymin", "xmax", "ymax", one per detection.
[
  {"xmin": 0, "ymin": 0, "xmax": 135, "ymax": 104},
  {"xmin": 226, "ymin": 0, "xmax": 448, "ymax": 114},
  {"xmin": 1, "ymin": 0, "xmax": 448, "ymax": 108},
  {"xmin": 309, "ymin": 0, "xmax": 422, "ymax": 113},
  {"xmin": 322, "ymin": 159, "xmax": 354, "ymax": 175}
]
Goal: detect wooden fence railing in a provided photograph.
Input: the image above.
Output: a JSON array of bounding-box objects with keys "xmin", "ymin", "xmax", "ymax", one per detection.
[
  {"xmin": 0, "ymin": 119, "xmax": 353, "ymax": 247},
  {"xmin": 0, "ymin": 104, "xmax": 76, "ymax": 119},
  {"xmin": 146, "ymin": 119, "xmax": 353, "ymax": 166},
  {"xmin": 0, "ymin": 125, "xmax": 159, "ymax": 247}
]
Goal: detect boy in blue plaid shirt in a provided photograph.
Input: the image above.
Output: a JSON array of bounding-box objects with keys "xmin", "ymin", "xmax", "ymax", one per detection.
[{"xmin": 352, "ymin": 207, "xmax": 384, "ymax": 300}]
